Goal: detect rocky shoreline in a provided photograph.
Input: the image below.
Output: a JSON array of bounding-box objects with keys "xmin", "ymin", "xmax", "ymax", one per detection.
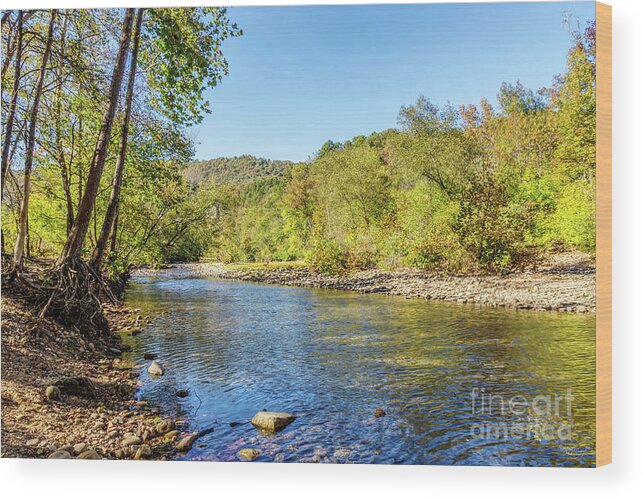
[
  {"xmin": 0, "ymin": 294, "xmax": 197, "ymax": 459},
  {"xmin": 136, "ymin": 252, "xmax": 596, "ymax": 313}
]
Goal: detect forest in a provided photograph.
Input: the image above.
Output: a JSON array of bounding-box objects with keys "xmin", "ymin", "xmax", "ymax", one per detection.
[
  {"xmin": 189, "ymin": 22, "xmax": 597, "ymax": 274},
  {"xmin": 1, "ymin": 8, "xmax": 596, "ymax": 284}
]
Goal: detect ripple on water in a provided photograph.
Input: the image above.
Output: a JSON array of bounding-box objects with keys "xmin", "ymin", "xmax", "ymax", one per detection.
[{"xmin": 124, "ymin": 276, "xmax": 596, "ymax": 466}]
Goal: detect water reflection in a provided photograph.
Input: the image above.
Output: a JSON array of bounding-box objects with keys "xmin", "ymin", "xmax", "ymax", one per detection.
[{"xmin": 124, "ymin": 276, "xmax": 596, "ymax": 466}]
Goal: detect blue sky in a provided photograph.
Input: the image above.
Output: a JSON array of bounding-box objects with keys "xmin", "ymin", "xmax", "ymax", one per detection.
[{"xmin": 192, "ymin": 2, "xmax": 595, "ymax": 161}]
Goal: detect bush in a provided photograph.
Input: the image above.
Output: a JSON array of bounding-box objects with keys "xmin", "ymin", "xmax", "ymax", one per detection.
[
  {"xmin": 544, "ymin": 181, "xmax": 595, "ymax": 251},
  {"xmin": 307, "ymin": 239, "xmax": 346, "ymax": 275},
  {"xmin": 344, "ymin": 230, "xmax": 380, "ymax": 270}
]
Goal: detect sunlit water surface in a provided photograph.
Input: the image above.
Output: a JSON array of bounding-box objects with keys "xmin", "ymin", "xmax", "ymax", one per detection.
[{"xmin": 124, "ymin": 276, "xmax": 595, "ymax": 466}]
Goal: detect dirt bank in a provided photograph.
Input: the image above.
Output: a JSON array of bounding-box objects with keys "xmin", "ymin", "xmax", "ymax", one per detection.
[
  {"xmin": 0, "ymin": 291, "xmax": 191, "ymax": 459},
  {"xmin": 136, "ymin": 252, "xmax": 595, "ymax": 313}
]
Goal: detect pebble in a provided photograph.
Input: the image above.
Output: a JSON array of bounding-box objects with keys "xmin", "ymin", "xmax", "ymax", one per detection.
[
  {"xmin": 147, "ymin": 360, "xmax": 164, "ymax": 376},
  {"xmin": 45, "ymin": 385, "xmax": 61, "ymax": 400},
  {"xmin": 156, "ymin": 420, "xmax": 175, "ymax": 434},
  {"xmin": 77, "ymin": 449, "xmax": 102, "ymax": 460},
  {"xmin": 121, "ymin": 436, "xmax": 142, "ymax": 446},
  {"xmin": 237, "ymin": 448, "xmax": 261, "ymax": 461},
  {"xmin": 374, "ymin": 408, "xmax": 386, "ymax": 418},
  {"xmin": 134, "ymin": 444, "xmax": 152, "ymax": 460},
  {"xmin": 73, "ymin": 443, "xmax": 88, "ymax": 455},
  {"xmin": 48, "ymin": 450, "xmax": 72, "ymax": 459},
  {"xmin": 175, "ymin": 434, "xmax": 197, "ymax": 452}
]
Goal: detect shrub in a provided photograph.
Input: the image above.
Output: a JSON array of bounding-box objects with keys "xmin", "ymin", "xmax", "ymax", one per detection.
[{"xmin": 307, "ymin": 239, "xmax": 346, "ymax": 275}]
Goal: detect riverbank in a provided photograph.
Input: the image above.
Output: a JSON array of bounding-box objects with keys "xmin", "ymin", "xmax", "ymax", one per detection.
[
  {"xmin": 136, "ymin": 252, "xmax": 595, "ymax": 313},
  {"xmin": 1, "ymin": 282, "xmax": 188, "ymax": 459}
]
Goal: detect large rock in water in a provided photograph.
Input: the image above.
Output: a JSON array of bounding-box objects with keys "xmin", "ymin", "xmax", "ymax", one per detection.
[
  {"xmin": 147, "ymin": 360, "xmax": 164, "ymax": 376},
  {"xmin": 251, "ymin": 411, "xmax": 296, "ymax": 433}
]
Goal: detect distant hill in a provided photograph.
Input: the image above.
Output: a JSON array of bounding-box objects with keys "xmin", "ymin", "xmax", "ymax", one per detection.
[{"xmin": 183, "ymin": 155, "xmax": 294, "ymax": 185}]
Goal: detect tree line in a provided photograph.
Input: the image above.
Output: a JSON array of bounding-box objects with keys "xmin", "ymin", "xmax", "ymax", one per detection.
[{"xmin": 208, "ymin": 23, "xmax": 596, "ymax": 274}]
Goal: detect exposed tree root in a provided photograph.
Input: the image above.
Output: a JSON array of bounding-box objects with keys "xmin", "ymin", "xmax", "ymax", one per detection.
[{"xmin": 2, "ymin": 256, "xmax": 117, "ymax": 337}]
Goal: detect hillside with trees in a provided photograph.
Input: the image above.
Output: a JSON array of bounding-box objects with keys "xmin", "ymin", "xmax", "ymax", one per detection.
[
  {"xmin": 206, "ymin": 23, "xmax": 597, "ymax": 273},
  {"xmin": 183, "ymin": 155, "xmax": 293, "ymax": 186}
]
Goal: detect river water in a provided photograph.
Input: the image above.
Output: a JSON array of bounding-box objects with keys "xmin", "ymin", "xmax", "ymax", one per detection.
[{"xmin": 124, "ymin": 275, "xmax": 596, "ymax": 466}]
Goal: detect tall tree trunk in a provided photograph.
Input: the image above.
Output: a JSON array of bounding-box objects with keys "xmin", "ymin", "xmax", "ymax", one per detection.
[
  {"xmin": 90, "ymin": 9, "xmax": 144, "ymax": 270},
  {"xmin": 54, "ymin": 12, "xmax": 75, "ymax": 235},
  {"xmin": 12, "ymin": 10, "xmax": 56, "ymax": 270},
  {"xmin": 1, "ymin": 10, "xmax": 23, "ymax": 198},
  {"xmin": 57, "ymin": 8, "xmax": 135, "ymax": 266}
]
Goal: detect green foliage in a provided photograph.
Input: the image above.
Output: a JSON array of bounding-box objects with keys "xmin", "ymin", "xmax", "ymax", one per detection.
[
  {"xmin": 307, "ymin": 238, "xmax": 346, "ymax": 275},
  {"xmin": 553, "ymin": 24, "xmax": 596, "ymax": 181},
  {"xmin": 204, "ymin": 24, "xmax": 596, "ymax": 274},
  {"xmin": 142, "ymin": 7, "xmax": 242, "ymax": 125},
  {"xmin": 1, "ymin": 14, "xmax": 596, "ymax": 276},
  {"xmin": 544, "ymin": 180, "xmax": 596, "ymax": 250},
  {"xmin": 1, "ymin": 7, "xmax": 240, "ymax": 270},
  {"xmin": 183, "ymin": 155, "xmax": 293, "ymax": 185}
]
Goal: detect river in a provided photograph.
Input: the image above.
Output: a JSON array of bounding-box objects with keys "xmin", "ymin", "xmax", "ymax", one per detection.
[{"xmin": 123, "ymin": 275, "xmax": 596, "ymax": 466}]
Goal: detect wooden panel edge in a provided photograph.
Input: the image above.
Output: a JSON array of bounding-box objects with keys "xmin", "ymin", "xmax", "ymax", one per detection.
[{"xmin": 595, "ymin": 1, "xmax": 612, "ymax": 468}]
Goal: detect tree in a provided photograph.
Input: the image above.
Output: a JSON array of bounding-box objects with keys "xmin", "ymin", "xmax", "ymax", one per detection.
[
  {"xmin": 57, "ymin": 8, "xmax": 135, "ymax": 265},
  {"xmin": 90, "ymin": 8, "xmax": 144, "ymax": 270},
  {"xmin": 53, "ymin": 11, "xmax": 75, "ymax": 235},
  {"xmin": 12, "ymin": 10, "xmax": 56, "ymax": 269},
  {"xmin": 1, "ymin": 10, "xmax": 23, "ymax": 198},
  {"xmin": 554, "ymin": 22, "xmax": 596, "ymax": 181},
  {"xmin": 141, "ymin": 7, "xmax": 241, "ymax": 126}
]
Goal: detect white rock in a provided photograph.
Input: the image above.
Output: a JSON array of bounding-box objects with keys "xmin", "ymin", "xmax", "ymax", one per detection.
[{"xmin": 147, "ymin": 360, "xmax": 164, "ymax": 376}]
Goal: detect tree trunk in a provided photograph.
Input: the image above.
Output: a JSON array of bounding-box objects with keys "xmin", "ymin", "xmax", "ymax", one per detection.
[
  {"xmin": 54, "ymin": 12, "xmax": 75, "ymax": 235},
  {"xmin": 12, "ymin": 10, "xmax": 56, "ymax": 270},
  {"xmin": 1, "ymin": 10, "xmax": 23, "ymax": 198},
  {"xmin": 90, "ymin": 8, "xmax": 144, "ymax": 270},
  {"xmin": 57, "ymin": 8, "xmax": 135, "ymax": 266},
  {"xmin": 1, "ymin": 12, "xmax": 16, "ymax": 82}
]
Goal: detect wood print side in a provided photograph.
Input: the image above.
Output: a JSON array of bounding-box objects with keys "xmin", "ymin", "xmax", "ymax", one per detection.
[{"xmin": 596, "ymin": 1, "xmax": 612, "ymax": 468}]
